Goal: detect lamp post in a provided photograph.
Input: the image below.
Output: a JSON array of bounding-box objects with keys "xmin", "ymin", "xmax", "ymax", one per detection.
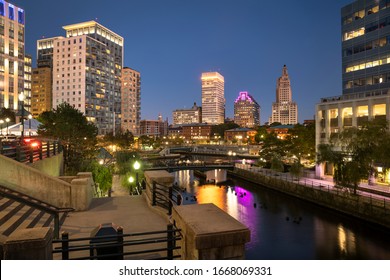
[
  {"xmin": 28, "ymin": 114, "xmax": 32, "ymax": 136},
  {"xmin": 18, "ymin": 93, "xmax": 25, "ymax": 142},
  {"xmin": 0, "ymin": 120, "xmax": 3, "ymax": 136},
  {"xmin": 128, "ymin": 176, "xmax": 134, "ymax": 195},
  {"xmin": 5, "ymin": 117, "xmax": 10, "ymax": 136},
  {"xmin": 133, "ymin": 160, "xmax": 141, "ymax": 189}
]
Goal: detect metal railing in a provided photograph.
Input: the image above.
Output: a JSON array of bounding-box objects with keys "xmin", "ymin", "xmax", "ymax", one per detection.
[
  {"xmin": 0, "ymin": 140, "xmax": 62, "ymax": 164},
  {"xmin": 52, "ymin": 224, "xmax": 181, "ymax": 260},
  {"xmin": 0, "ymin": 185, "xmax": 74, "ymax": 238},
  {"xmin": 151, "ymin": 182, "xmax": 183, "ymax": 215}
]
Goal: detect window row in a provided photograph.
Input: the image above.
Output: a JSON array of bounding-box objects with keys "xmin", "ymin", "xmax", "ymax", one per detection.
[
  {"xmin": 343, "ymin": 36, "xmax": 390, "ymax": 57},
  {"xmin": 343, "ymin": 4, "xmax": 379, "ymax": 25},
  {"xmin": 345, "ymin": 55, "xmax": 390, "ymax": 73},
  {"xmin": 344, "ymin": 71, "xmax": 390, "ymax": 89}
]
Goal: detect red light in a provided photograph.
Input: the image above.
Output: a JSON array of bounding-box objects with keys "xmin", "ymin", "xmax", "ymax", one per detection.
[{"xmin": 31, "ymin": 142, "xmax": 39, "ymax": 148}]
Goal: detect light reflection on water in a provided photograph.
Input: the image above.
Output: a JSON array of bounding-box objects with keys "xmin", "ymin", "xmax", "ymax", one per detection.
[{"xmin": 174, "ymin": 170, "xmax": 390, "ymax": 260}]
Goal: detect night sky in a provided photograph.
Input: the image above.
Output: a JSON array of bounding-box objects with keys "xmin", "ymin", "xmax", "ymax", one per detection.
[{"xmin": 12, "ymin": 0, "xmax": 353, "ymax": 124}]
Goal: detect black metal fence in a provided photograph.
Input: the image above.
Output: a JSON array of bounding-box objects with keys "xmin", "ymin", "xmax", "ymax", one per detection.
[
  {"xmin": 0, "ymin": 140, "xmax": 62, "ymax": 164},
  {"xmin": 151, "ymin": 182, "xmax": 182, "ymax": 215},
  {"xmin": 52, "ymin": 224, "xmax": 181, "ymax": 260}
]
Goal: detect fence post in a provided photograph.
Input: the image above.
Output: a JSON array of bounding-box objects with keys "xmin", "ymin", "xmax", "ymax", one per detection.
[
  {"xmin": 46, "ymin": 142, "xmax": 50, "ymax": 158},
  {"xmin": 62, "ymin": 232, "xmax": 69, "ymax": 260},
  {"xmin": 29, "ymin": 146, "xmax": 34, "ymax": 163},
  {"xmin": 168, "ymin": 187, "xmax": 173, "ymax": 216},
  {"xmin": 117, "ymin": 227, "xmax": 124, "ymax": 260},
  {"xmin": 167, "ymin": 224, "xmax": 174, "ymax": 260},
  {"xmin": 152, "ymin": 182, "xmax": 156, "ymax": 206},
  {"xmin": 53, "ymin": 142, "xmax": 56, "ymax": 155},
  {"xmin": 0, "ymin": 141, "xmax": 3, "ymax": 154},
  {"xmin": 39, "ymin": 144, "xmax": 43, "ymax": 160},
  {"xmin": 54, "ymin": 214, "xmax": 60, "ymax": 239}
]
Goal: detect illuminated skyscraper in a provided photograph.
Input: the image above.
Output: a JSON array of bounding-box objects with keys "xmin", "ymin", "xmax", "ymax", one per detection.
[
  {"xmin": 37, "ymin": 20, "xmax": 124, "ymax": 135},
  {"xmin": 121, "ymin": 67, "xmax": 141, "ymax": 135},
  {"xmin": 269, "ymin": 65, "xmax": 298, "ymax": 125},
  {"xmin": 234, "ymin": 91, "xmax": 260, "ymax": 128},
  {"xmin": 201, "ymin": 72, "xmax": 225, "ymax": 124},
  {"xmin": 0, "ymin": 1, "xmax": 25, "ymax": 110}
]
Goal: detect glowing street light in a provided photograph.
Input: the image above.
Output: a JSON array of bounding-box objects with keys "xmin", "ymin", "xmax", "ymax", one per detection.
[
  {"xmin": 133, "ymin": 160, "xmax": 141, "ymax": 188},
  {"xmin": 128, "ymin": 176, "xmax": 135, "ymax": 195}
]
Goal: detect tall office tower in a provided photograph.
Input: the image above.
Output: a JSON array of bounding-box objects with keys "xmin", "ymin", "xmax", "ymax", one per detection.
[
  {"xmin": 121, "ymin": 67, "xmax": 141, "ymax": 135},
  {"xmin": 234, "ymin": 91, "xmax": 260, "ymax": 128},
  {"xmin": 201, "ymin": 72, "xmax": 225, "ymax": 124},
  {"xmin": 172, "ymin": 102, "xmax": 202, "ymax": 125},
  {"xmin": 316, "ymin": 0, "xmax": 390, "ymax": 179},
  {"xmin": 23, "ymin": 54, "xmax": 31, "ymax": 110},
  {"xmin": 37, "ymin": 21, "xmax": 124, "ymax": 135},
  {"xmin": 31, "ymin": 67, "xmax": 52, "ymax": 116},
  {"xmin": 269, "ymin": 65, "xmax": 298, "ymax": 125},
  {"xmin": 0, "ymin": 1, "xmax": 25, "ymax": 110}
]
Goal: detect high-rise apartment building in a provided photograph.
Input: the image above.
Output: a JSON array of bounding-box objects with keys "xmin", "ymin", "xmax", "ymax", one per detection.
[
  {"xmin": 23, "ymin": 53, "xmax": 31, "ymax": 110},
  {"xmin": 31, "ymin": 67, "xmax": 52, "ymax": 116},
  {"xmin": 269, "ymin": 65, "xmax": 298, "ymax": 125},
  {"xmin": 121, "ymin": 67, "xmax": 141, "ymax": 135},
  {"xmin": 316, "ymin": 0, "xmax": 390, "ymax": 180},
  {"xmin": 201, "ymin": 72, "xmax": 225, "ymax": 124},
  {"xmin": 36, "ymin": 21, "xmax": 123, "ymax": 134},
  {"xmin": 0, "ymin": 1, "xmax": 25, "ymax": 110},
  {"xmin": 172, "ymin": 102, "xmax": 202, "ymax": 125},
  {"xmin": 234, "ymin": 91, "xmax": 260, "ymax": 128}
]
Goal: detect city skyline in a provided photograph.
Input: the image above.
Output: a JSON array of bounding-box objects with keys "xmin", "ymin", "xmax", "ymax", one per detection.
[{"xmin": 11, "ymin": 0, "xmax": 352, "ymax": 124}]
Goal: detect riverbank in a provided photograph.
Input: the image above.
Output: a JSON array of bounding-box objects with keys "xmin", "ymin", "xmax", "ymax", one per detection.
[{"xmin": 229, "ymin": 167, "xmax": 390, "ymax": 230}]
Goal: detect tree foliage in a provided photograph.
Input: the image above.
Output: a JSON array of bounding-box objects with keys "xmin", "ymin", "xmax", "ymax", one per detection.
[
  {"xmin": 102, "ymin": 130, "xmax": 134, "ymax": 149},
  {"xmin": 37, "ymin": 103, "xmax": 98, "ymax": 174},
  {"xmin": 317, "ymin": 118, "xmax": 390, "ymax": 193},
  {"xmin": 211, "ymin": 123, "xmax": 240, "ymax": 138},
  {"xmin": 0, "ymin": 107, "xmax": 16, "ymax": 123}
]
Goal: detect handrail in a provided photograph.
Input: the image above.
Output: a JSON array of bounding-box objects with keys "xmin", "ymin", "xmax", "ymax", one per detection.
[
  {"xmin": 0, "ymin": 185, "xmax": 74, "ymax": 238},
  {"xmin": 52, "ymin": 224, "xmax": 181, "ymax": 260}
]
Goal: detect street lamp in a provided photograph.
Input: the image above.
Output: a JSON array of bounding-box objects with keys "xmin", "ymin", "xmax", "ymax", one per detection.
[
  {"xmin": 18, "ymin": 93, "xmax": 25, "ymax": 142},
  {"xmin": 128, "ymin": 176, "xmax": 134, "ymax": 195},
  {"xmin": 28, "ymin": 114, "xmax": 32, "ymax": 136},
  {"xmin": 133, "ymin": 160, "xmax": 141, "ymax": 188},
  {"xmin": 0, "ymin": 119, "xmax": 3, "ymax": 136},
  {"xmin": 5, "ymin": 118, "xmax": 10, "ymax": 136}
]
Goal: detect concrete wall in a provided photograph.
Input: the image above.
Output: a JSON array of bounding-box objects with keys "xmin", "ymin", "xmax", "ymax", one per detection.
[
  {"xmin": 0, "ymin": 154, "xmax": 93, "ymax": 210},
  {"xmin": 29, "ymin": 152, "xmax": 64, "ymax": 177}
]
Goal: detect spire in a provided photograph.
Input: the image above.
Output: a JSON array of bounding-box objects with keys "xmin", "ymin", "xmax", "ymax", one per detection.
[{"xmin": 282, "ymin": 65, "xmax": 288, "ymax": 76}]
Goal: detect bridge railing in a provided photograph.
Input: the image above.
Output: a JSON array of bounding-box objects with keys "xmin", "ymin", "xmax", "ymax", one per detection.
[
  {"xmin": 150, "ymin": 181, "xmax": 182, "ymax": 216},
  {"xmin": 0, "ymin": 140, "xmax": 62, "ymax": 164}
]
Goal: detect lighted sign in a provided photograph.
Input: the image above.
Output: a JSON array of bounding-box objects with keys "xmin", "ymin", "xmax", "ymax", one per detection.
[{"xmin": 234, "ymin": 91, "xmax": 253, "ymax": 103}]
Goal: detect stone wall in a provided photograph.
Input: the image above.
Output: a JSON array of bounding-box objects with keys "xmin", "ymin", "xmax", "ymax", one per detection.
[{"xmin": 30, "ymin": 152, "xmax": 64, "ymax": 177}]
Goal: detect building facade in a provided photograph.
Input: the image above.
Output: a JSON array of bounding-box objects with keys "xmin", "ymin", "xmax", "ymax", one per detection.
[
  {"xmin": 201, "ymin": 72, "xmax": 225, "ymax": 124},
  {"xmin": 23, "ymin": 53, "xmax": 31, "ymax": 110},
  {"xmin": 31, "ymin": 67, "xmax": 52, "ymax": 116},
  {"xmin": 224, "ymin": 128, "xmax": 257, "ymax": 144},
  {"xmin": 139, "ymin": 115, "xmax": 168, "ymax": 138},
  {"xmin": 316, "ymin": 0, "xmax": 390, "ymax": 180},
  {"xmin": 234, "ymin": 91, "xmax": 260, "ymax": 128},
  {"xmin": 172, "ymin": 102, "xmax": 202, "ymax": 125},
  {"xmin": 182, "ymin": 123, "xmax": 213, "ymax": 141},
  {"xmin": 0, "ymin": 1, "xmax": 25, "ymax": 110},
  {"xmin": 269, "ymin": 65, "xmax": 298, "ymax": 125},
  {"xmin": 121, "ymin": 67, "xmax": 141, "ymax": 135},
  {"xmin": 37, "ymin": 21, "xmax": 124, "ymax": 135}
]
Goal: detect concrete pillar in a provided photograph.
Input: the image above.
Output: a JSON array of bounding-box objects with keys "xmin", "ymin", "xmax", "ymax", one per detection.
[
  {"xmin": 172, "ymin": 203, "xmax": 250, "ymax": 260},
  {"xmin": 71, "ymin": 177, "xmax": 93, "ymax": 211},
  {"xmin": 4, "ymin": 228, "xmax": 53, "ymax": 260}
]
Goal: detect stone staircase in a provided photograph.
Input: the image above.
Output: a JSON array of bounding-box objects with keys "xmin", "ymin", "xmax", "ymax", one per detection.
[{"xmin": 0, "ymin": 186, "xmax": 72, "ymax": 238}]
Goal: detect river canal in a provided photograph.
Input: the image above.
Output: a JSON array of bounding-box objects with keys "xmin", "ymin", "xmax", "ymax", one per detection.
[{"xmin": 173, "ymin": 170, "xmax": 390, "ymax": 260}]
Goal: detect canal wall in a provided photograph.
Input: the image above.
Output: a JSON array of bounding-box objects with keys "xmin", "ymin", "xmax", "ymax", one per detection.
[{"xmin": 229, "ymin": 168, "xmax": 390, "ymax": 229}]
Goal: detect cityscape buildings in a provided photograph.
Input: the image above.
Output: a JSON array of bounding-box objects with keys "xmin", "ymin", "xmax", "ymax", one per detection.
[
  {"xmin": 121, "ymin": 67, "xmax": 141, "ymax": 135},
  {"xmin": 0, "ymin": 0, "xmax": 25, "ymax": 110},
  {"xmin": 23, "ymin": 54, "xmax": 31, "ymax": 110},
  {"xmin": 31, "ymin": 66, "xmax": 52, "ymax": 116},
  {"xmin": 172, "ymin": 102, "xmax": 202, "ymax": 125},
  {"xmin": 234, "ymin": 91, "xmax": 260, "ymax": 128},
  {"xmin": 36, "ymin": 21, "xmax": 124, "ymax": 135},
  {"xmin": 316, "ymin": 0, "xmax": 390, "ymax": 181},
  {"xmin": 269, "ymin": 65, "xmax": 298, "ymax": 125},
  {"xmin": 201, "ymin": 72, "xmax": 225, "ymax": 124},
  {"xmin": 139, "ymin": 114, "xmax": 168, "ymax": 138}
]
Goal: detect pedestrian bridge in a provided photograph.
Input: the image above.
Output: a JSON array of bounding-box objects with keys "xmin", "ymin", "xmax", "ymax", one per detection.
[{"xmin": 145, "ymin": 163, "xmax": 234, "ymax": 172}]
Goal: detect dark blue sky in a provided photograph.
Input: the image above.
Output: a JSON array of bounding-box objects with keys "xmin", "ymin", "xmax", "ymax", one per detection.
[{"xmin": 13, "ymin": 0, "xmax": 352, "ymax": 124}]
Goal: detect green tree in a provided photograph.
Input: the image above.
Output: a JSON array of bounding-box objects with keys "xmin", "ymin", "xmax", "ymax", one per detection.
[
  {"xmin": 285, "ymin": 123, "xmax": 315, "ymax": 165},
  {"xmin": 317, "ymin": 118, "xmax": 389, "ymax": 194},
  {"xmin": 0, "ymin": 107, "xmax": 16, "ymax": 123},
  {"xmin": 290, "ymin": 161, "xmax": 304, "ymax": 180},
  {"xmin": 270, "ymin": 154, "xmax": 284, "ymax": 172},
  {"xmin": 87, "ymin": 161, "xmax": 113, "ymax": 195},
  {"xmin": 37, "ymin": 103, "xmax": 98, "ymax": 174},
  {"xmin": 211, "ymin": 123, "xmax": 240, "ymax": 138},
  {"xmin": 102, "ymin": 130, "xmax": 134, "ymax": 149}
]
